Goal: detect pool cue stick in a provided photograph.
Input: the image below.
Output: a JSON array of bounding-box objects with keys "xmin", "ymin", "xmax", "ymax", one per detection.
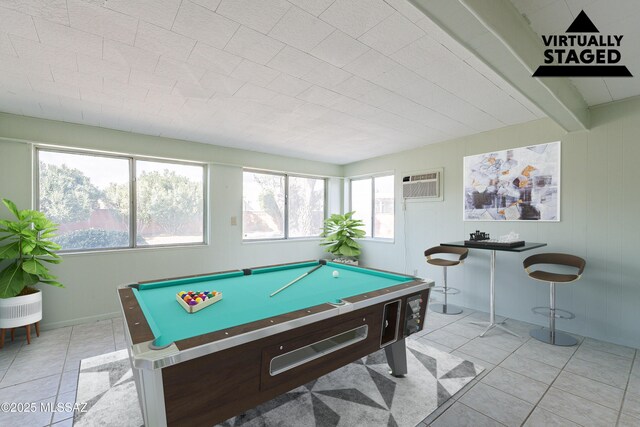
[{"xmin": 270, "ymin": 265, "xmax": 323, "ymax": 297}]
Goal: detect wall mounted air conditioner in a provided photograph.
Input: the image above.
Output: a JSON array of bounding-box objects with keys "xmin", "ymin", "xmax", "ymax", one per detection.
[{"xmin": 402, "ymin": 168, "xmax": 443, "ymax": 201}]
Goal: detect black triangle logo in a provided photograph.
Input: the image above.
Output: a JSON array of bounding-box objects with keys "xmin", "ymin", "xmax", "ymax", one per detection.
[{"xmin": 566, "ymin": 10, "xmax": 599, "ymax": 33}]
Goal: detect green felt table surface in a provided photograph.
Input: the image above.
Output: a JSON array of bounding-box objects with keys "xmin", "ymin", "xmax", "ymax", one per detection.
[{"xmin": 132, "ymin": 261, "xmax": 415, "ymax": 347}]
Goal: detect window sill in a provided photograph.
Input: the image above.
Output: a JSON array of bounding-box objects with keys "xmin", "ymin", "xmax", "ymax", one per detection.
[
  {"xmin": 361, "ymin": 238, "xmax": 395, "ymax": 244},
  {"xmin": 242, "ymin": 237, "xmax": 323, "ymax": 244},
  {"xmin": 58, "ymin": 243, "xmax": 208, "ymax": 256}
]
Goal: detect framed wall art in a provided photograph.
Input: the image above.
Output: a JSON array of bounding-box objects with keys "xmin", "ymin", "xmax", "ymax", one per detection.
[{"xmin": 463, "ymin": 141, "xmax": 560, "ymax": 221}]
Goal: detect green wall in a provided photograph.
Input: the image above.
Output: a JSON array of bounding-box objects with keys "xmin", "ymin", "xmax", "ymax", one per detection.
[
  {"xmin": 2, "ymin": 95, "xmax": 639, "ymax": 349},
  {"xmin": 0, "ymin": 113, "xmax": 343, "ymax": 328},
  {"xmin": 344, "ymin": 97, "xmax": 640, "ymax": 348}
]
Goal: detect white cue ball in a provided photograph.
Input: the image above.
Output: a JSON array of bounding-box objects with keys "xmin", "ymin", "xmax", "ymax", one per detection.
[{"xmin": 332, "ymin": 270, "xmax": 339, "ymax": 278}]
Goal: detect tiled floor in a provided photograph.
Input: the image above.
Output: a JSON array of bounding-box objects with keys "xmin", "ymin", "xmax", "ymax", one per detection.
[
  {"xmin": 0, "ymin": 318, "xmax": 126, "ymax": 427},
  {"xmin": 412, "ymin": 309, "xmax": 640, "ymax": 427},
  {"xmin": 0, "ymin": 311, "xmax": 638, "ymax": 427}
]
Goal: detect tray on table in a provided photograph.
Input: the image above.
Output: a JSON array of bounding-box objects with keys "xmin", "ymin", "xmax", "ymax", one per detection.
[{"xmin": 463, "ymin": 240, "xmax": 525, "ymax": 248}]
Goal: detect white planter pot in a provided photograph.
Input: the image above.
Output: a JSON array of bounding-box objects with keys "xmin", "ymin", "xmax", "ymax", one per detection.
[
  {"xmin": 0, "ymin": 290, "xmax": 42, "ymax": 329},
  {"xmin": 332, "ymin": 258, "xmax": 359, "ymax": 266}
]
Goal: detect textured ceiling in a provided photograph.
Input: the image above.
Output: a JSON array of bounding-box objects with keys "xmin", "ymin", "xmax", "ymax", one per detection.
[
  {"xmin": 512, "ymin": 0, "xmax": 640, "ymax": 106},
  {"xmin": 0, "ymin": 0, "xmax": 544, "ymax": 164}
]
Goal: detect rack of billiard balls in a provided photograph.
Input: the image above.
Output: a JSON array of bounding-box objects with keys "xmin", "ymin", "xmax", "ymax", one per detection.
[{"xmin": 176, "ymin": 290, "xmax": 222, "ymax": 313}]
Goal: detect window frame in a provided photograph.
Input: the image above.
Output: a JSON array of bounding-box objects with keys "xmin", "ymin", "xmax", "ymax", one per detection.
[
  {"xmin": 242, "ymin": 168, "xmax": 328, "ymax": 242},
  {"xmin": 35, "ymin": 146, "xmax": 208, "ymax": 254},
  {"xmin": 349, "ymin": 172, "xmax": 395, "ymax": 241}
]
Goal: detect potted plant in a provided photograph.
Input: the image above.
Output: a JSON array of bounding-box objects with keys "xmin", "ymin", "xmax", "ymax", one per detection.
[
  {"xmin": 320, "ymin": 211, "xmax": 366, "ymax": 265},
  {"xmin": 0, "ymin": 199, "xmax": 64, "ymax": 346}
]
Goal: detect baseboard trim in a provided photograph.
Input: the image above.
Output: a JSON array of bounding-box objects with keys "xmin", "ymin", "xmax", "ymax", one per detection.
[{"xmin": 40, "ymin": 311, "xmax": 122, "ymax": 331}]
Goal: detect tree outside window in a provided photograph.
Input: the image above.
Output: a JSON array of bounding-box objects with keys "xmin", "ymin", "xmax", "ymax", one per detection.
[
  {"xmin": 242, "ymin": 171, "xmax": 325, "ymax": 240},
  {"xmin": 38, "ymin": 149, "xmax": 205, "ymax": 251}
]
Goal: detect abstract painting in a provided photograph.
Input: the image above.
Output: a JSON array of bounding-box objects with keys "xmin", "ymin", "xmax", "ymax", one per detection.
[{"xmin": 463, "ymin": 142, "xmax": 560, "ymax": 221}]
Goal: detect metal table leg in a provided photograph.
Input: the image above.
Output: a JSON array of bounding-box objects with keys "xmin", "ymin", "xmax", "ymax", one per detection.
[
  {"xmin": 385, "ymin": 338, "xmax": 408, "ymax": 377},
  {"xmin": 469, "ymin": 250, "xmax": 519, "ymax": 337}
]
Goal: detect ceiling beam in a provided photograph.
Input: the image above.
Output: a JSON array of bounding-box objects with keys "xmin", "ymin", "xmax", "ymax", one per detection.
[{"xmin": 409, "ymin": 0, "xmax": 590, "ymax": 131}]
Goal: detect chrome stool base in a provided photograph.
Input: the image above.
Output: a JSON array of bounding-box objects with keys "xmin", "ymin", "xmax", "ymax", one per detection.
[
  {"xmin": 532, "ymin": 306, "xmax": 575, "ymax": 320},
  {"xmin": 530, "ymin": 328, "xmax": 578, "ymax": 346},
  {"xmin": 427, "ymin": 265, "xmax": 463, "ymax": 316},
  {"xmin": 431, "ymin": 286, "xmax": 461, "ymax": 296},
  {"xmin": 429, "ymin": 303, "xmax": 463, "ymax": 315},
  {"xmin": 470, "ymin": 318, "xmax": 520, "ymax": 338}
]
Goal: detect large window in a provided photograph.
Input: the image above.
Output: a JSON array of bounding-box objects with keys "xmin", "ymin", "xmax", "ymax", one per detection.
[
  {"xmin": 350, "ymin": 174, "xmax": 395, "ymax": 239},
  {"xmin": 243, "ymin": 170, "xmax": 326, "ymax": 240},
  {"xmin": 37, "ymin": 148, "xmax": 206, "ymax": 251},
  {"xmin": 242, "ymin": 172, "xmax": 285, "ymax": 239}
]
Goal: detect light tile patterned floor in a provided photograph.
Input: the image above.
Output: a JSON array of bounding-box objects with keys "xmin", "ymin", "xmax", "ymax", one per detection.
[
  {"xmin": 0, "ymin": 318, "xmax": 125, "ymax": 427},
  {"xmin": 411, "ymin": 309, "xmax": 640, "ymax": 427},
  {"xmin": 0, "ymin": 310, "xmax": 638, "ymax": 427}
]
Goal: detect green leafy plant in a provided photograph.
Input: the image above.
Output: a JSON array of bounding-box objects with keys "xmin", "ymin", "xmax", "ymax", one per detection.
[
  {"xmin": 0, "ymin": 199, "xmax": 64, "ymax": 298},
  {"xmin": 320, "ymin": 211, "xmax": 366, "ymax": 258}
]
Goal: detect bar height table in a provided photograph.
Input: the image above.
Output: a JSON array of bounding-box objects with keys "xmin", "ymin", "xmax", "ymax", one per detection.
[{"xmin": 440, "ymin": 241, "xmax": 547, "ymax": 337}]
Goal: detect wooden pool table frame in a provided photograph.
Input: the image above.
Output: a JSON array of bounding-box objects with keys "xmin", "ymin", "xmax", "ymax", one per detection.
[{"xmin": 118, "ymin": 260, "xmax": 433, "ymax": 427}]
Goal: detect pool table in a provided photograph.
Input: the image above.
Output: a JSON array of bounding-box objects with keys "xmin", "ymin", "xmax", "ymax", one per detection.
[{"xmin": 118, "ymin": 260, "xmax": 433, "ymax": 427}]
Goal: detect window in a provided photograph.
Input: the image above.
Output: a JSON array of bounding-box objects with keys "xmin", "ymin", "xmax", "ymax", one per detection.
[
  {"xmin": 350, "ymin": 174, "xmax": 395, "ymax": 239},
  {"xmin": 242, "ymin": 172, "xmax": 285, "ymax": 239},
  {"xmin": 37, "ymin": 148, "xmax": 205, "ymax": 251},
  {"xmin": 136, "ymin": 161, "xmax": 204, "ymax": 246},
  {"xmin": 374, "ymin": 175, "xmax": 394, "ymax": 239},
  {"xmin": 243, "ymin": 170, "xmax": 326, "ymax": 240},
  {"xmin": 351, "ymin": 179, "xmax": 372, "ymax": 237},
  {"xmin": 288, "ymin": 176, "xmax": 326, "ymax": 238}
]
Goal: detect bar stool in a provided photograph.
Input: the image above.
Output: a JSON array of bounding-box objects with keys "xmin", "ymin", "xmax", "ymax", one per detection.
[
  {"xmin": 424, "ymin": 246, "xmax": 469, "ymax": 315},
  {"xmin": 523, "ymin": 253, "xmax": 586, "ymax": 346}
]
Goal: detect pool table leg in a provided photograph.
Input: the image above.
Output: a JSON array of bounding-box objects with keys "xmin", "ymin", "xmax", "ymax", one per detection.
[
  {"xmin": 385, "ymin": 338, "xmax": 408, "ymax": 378},
  {"xmin": 132, "ymin": 365, "xmax": 167, "ymax": 427}
]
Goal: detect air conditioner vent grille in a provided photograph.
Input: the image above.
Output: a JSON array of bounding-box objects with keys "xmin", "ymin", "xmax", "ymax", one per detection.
[
  {"xmin": 410, "ymin": 173, "xmax": 438, "ymax": 181},
  {"xmin": 402, "ymin": 171, "xmax": 440, "ymax": 199}
]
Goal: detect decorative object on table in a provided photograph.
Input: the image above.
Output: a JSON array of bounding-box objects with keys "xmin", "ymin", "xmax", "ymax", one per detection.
[
  {"xmin": 463, "ymin": 141, "xmax": 560, "ymax": 221},
  {"xmin": 424, "ymin": 246, "xmax": 469, "ymax": 315},
  {"xmin": 75, "ymin": 340, "xmax": 484, "ymax": 427},
  {"xmin": 176, "ymin": 290, "xmax": 222, "ymax": 313},
  {"xmin": 469, "ymin": 230, "xmax": 490, "ymax": 241},
  {"xmin": 0, "ymin": 199, "xmax": 64, "ymax": 348},
  {"xmin": 320, "ymin": 211, "xmax": 365, "ymax": 265},
  {"xmin": 464, "ymin": 230, "xmax": 525, "ymax": 248},
  {"xmin": 499, "ymin": 231, "xmax": 520, "ymax": 242},
  {"xmin": 523, "ymin": 253, "xmax": 585, "ymax": 346}
]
